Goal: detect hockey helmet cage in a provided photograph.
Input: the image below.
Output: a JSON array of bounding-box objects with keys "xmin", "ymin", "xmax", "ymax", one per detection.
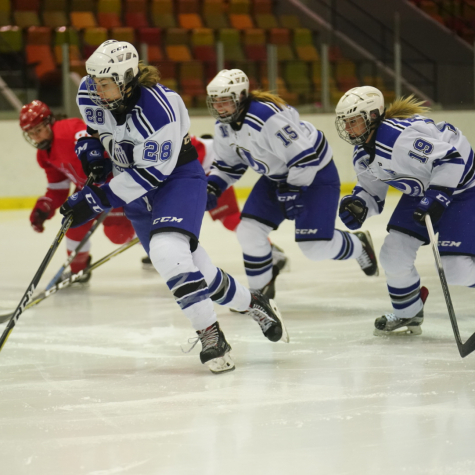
[
  {"xmin": 335, "ymin": 86, "xmax": 385, "ymax": 145},
  {"xmin": 206, "ymin": 69, "xmax": 250, "ymax": 123},
  {"xmin": 85, "ymin": 40, "xmax": 140, "ymax": 110}
]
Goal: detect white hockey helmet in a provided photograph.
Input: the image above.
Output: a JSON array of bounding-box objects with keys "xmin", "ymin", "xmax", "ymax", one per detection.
[
  {"xmin": 335, "ymin": 86, "xmax": 385, "ymax": 145},
  {"xmin": 85, "ymin": 40, "xmax": 140, "ymax": 110},
  {"xmin": 206, "ymin": 69, "xmax": 249, "ymax": 123}
]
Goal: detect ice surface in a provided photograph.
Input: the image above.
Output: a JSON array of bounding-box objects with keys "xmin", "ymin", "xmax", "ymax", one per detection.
[{"xmin": 1, "ymin": 195, "xmax": 475, "ymax": 475}]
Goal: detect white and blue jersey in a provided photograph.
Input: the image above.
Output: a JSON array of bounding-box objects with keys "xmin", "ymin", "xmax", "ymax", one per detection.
[
  {"xmin": 351, "ymin": 115, "xmax": 475, "ymax": 219},
  {"xmin": 209, "ymin": 100, "xmax": 332, "ymax": 188},
  {"xmin": 77, "ymin": 78, "xmax": 191, "ymax": 207}
]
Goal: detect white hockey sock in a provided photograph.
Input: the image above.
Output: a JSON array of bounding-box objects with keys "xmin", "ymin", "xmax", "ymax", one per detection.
[
  {"xmin": 192, "ymin": 244, "xmax": 251, "ymax": 312},
  {"xmin": 149, "ymin": 232, "xmax": 216, "ymax": 331},
  {"xmin": 236, "ymin": 218, "xmax": 273, "ymax": 290},
  {"xmin": 299, "ymin": 230, "xmax": 362, "ymax": 261}
]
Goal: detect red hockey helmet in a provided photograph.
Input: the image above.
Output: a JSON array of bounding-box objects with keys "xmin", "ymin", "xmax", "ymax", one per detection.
[{"xmin": 19, "ymin": 100, "xmax": 52, "ymax": 131}]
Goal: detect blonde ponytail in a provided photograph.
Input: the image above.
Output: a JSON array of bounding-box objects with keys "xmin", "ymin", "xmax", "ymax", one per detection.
[
  {"xmin": 137, "ymin": 61, "xmax": 161, "ymax": 88},
  {"xmin": 385, "ymin": 95, "xmax": 430, "ymax": 120},
  {"xmin": 249, "ymin": 90, "xmax": 287, "ymax": 108}
]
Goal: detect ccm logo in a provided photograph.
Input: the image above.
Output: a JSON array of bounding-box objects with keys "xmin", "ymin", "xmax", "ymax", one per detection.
[
  {"xmin": 278, "ymin": 195, "xmax": 297, "ymax": 202},
  {"xmin": 296, "ymin": 229, "xmax": 318, "ymax": 235},
  {"xmin": 438, "ymin": 241, "xmax": 461, "ymax": 247},
  {"xmin": 153, "ymin": 216, "xmax": 183, "ymax": 224}
]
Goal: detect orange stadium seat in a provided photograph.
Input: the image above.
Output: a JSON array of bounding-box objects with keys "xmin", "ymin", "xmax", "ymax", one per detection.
[
  {"xmin": 137, "ymin": 27, "xmax": 164, "ymax": 63},
  {"xmin": 97, "ymin": 0, "xmax": 122, "ymax": 29},
  {"xmin": 229, "ymin": 13, "xmax": 254, "ymax": 30},
  {"xmin": 178, "ymin": 13, "xmax": 203, "ymax": 29},
  {"xmin": 26, "ymin": 26, "xmax": 58, "ymax": 83},
  {"xmin": 165, "ymin": 28, "xmax": 192, "ymax": 61},
  {"xmin": 125, "ymin": 0, "xmax": 149, "ymax": 28},
  {"xmin": 42, "ymin": 0, "xmax": 68, "ymax": 28},
  {"xmin": 294, "ymin": 28, "xmax": 319, "ymax": 61},
  {"xmin": 13, "ymin": 0, "xmax": 40, "ymax": 27},
  {"xmin": 70, "ymin": 0, "xmax": 97, "ymax": 29}
]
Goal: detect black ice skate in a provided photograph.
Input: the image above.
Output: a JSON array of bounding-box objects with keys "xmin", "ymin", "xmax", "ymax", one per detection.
[
  {"xmin": 141, "ymin": 255, "xmax": 154, "ymax": 270},
  {"xmin": 246, "ymin": 291, "xmax": 289, "ymax": 343},
  {"xmin": 374, "ymin": 286, "xmax": 429, "ymax": 336},
  {"xmin": 271, "ymin": 242, "xmax": 289, "ymax": 273},
  {"xmin": 196, "ymin": 321, "xmax": 235, "ymax": 373},
  {"xmin": 259, "ymin": 264, "xmax": 280, "ymax": 299},
  {"xmin": 354, "ymin": 231, "xmax": 379, "ymax": 276}
]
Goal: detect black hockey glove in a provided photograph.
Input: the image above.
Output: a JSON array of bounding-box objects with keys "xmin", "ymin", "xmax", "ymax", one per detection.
[
  {"xmin": 339, "ymin": 195, "xmax": 368, "ymax": 230},
  {"xmin": 413, "ymin": 186, "xmax": 453, "ymax": 227},
  {"xmin": 276, "ymin": 183, "xmax": 305, "ymax": 220},
  {"xmin": 60, "ymin": 185, "xmax": 111, "ymax": 228},
  {"xmin": 206, "ymin": 178, "xmax": 225, "ymax": 211},
  {"xmin": 75, "ymin": 136, "xmax": 112, "ymax": 184}
]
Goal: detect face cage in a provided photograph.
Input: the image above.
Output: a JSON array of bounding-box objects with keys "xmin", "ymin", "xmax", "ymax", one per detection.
[
  {"xmin": 86, "ymin": 76, "xmax": 125, "ymax": 111},
  {"xmin": 206, "ymin": 95, "xmax": 241, "ymax": 124},
  {"xmin": 335, "ymin": 113, "xmax": 371, "ymax": 146},
  {"xmin": 22, "ymin": 120, "xmax": 53, "ymax": 150}
]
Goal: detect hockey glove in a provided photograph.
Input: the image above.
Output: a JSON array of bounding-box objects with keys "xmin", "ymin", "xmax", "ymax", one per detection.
[
  {"xmin": 413, "ymin": 186, "xmax": 453, "ymax": 227},
  {"xmin": 30, "ymin": 196, "xmax": 54, "ymax": 233},
  {"xmin": 339, "ymin": 195, "xmax": 368, "ymax": 230},
  {"xmin": 75, "ymin": 136, "xmax": 112, "ymax": 184},
  {"xmin": 276, "ymin": 183, "xmax": 305, "ymax": 220},
  {"xmin": 60, "ymin": 185, "xmax": 112, "ymax": 228},
  {"xmin": 206, "ymin": 178, "xmax": 225, "ymax": 211}
]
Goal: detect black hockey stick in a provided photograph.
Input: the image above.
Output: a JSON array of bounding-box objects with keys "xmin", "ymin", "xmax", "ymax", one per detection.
[
  {"xmin": 45, "ymin": 210, "xmax": 110, "ymax": 290},
  {"xmin": 0, "ymin": 237, "xmax": 140, "ymax": 324},
  {"xmin": 425, "ymin": 214, "xmax": 475, "ymax": 358},
  {"xmin": 0, "ymin": 175, "xmax": 94, "ymax": 352}
]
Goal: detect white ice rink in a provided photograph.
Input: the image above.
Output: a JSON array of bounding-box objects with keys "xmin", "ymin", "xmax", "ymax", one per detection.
[{"xmin": 1, "ymin": 194, "xmax": 475, "ymax": 475}]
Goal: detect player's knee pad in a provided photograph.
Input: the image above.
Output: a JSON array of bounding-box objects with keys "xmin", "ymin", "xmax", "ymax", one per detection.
[
  {"xmin": 442, "ymin": 255, "xmax": 475, "ymax": 286},
  {"xmin": 149, "ymin": 232, "xmax": 194, "ymax": 280},
  {"xmin": 236, "ymin": 218, "xmax": 272, "ymax": 253},
  {"xmin": 298, "ymin": 239, "xmax": 337, "ymax": 261},
  {"xmin": 380, "ymin": 231, "xmax": 421, "ymax": 276}
]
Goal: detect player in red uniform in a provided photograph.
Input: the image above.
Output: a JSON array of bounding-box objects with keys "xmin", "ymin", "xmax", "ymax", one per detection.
[
  {"xmin": 142, "ymin": 134, "xmax": 288, "ymax": 292},
  {"xmin": 20, "ymin": 100, "xmax": 135, "ymax": 282}
]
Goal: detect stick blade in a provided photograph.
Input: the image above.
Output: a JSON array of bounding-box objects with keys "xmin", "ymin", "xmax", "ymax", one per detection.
[{"xmin": 459, "ymin": 331, "xmax": 475, "ymax": 358}]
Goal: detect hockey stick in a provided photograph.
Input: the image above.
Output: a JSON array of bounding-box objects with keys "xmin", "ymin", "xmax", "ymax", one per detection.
[
  {"xmin": 0, "ymin": 237, "xmax": 140, "ymax": 324},
  {"xmin": 0, "ymin": 175, "xmax": 95, "ymax": 352},
  {"xmin": 425, "ymin": 214, "xmax": 475, "ymax": 358},
  {"xmin": 45, "ymin": 210, "xmax": 110, "ymax": 290}
]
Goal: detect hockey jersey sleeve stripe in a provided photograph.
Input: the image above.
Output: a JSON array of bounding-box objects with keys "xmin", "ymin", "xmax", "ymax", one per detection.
[
  {"xmin": 287, "ymin": 147, "xmax": 316, "ymax": 168},
  {"xmin": 460, "ymin": 149, "xmax": 475, "ymax": 187},
  {"xmin": 131, "ymin": 108, "xmax": 153, "ymax": 139},
  {"xmin": 47, "ymin": 179, "xmax": 70, "ymax": 190},
  {"xmin": 77, "ymin": 93, "xmax": 97, "ymax": 107},
  {"xmin": 148, "ymin": 86, "xmax": 176, "ymax": 123},
  {"xmin": 432, "ymin": 149, "xmax": 465, "ymax": 168},
  {"xmin": 126, "ymin": 166, "xmax": 166, "ymax": 190},
  {"xmin": 288, "ymin": 133, "xmax": 329, "ymax": 169},
  {"xmin": 213, "ymin": 160, "xmax": 247, "ymax": 176},
  {"xmin": 375, "ymin": 146, "xmax": 392, "ymax": 160},
  {"xmin": 244, "ymin": 118, "xmax": 263, "ymax": 132}
]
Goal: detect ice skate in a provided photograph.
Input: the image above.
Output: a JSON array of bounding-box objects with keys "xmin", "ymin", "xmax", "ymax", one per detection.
[
  {"xmin": 354, "ymin": 230, "xmax": 379, "ymax": 276},
  {"xmin": 271, "ymin": 242, "xmax": 290, "ymax": 273},
  {"xmin": 246, "ymin": 291, "xmax": 289, "ymax": 343},
  {"xmin": 196, "ymin": 321, "xmax": 235, "ymax": 373},
  {"xmin": 60, "ymin": 256, "xmax": 92, "ymax": 286},
  {"xmin": 259, "ymin": 265, "xmax": 280, "ymax": 299},
  {"xmin": 374, "ymin": 286, "xmax": 429, "ymax": 336},
  {"xmin": 141, "ymin": 255, "xmax": 155, "ymax": 270}
]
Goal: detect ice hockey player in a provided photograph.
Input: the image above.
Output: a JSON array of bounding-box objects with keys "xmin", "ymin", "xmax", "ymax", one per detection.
[
  {"xmin": 141, "ymin": 133, "xmax": 289, "ymax": 276},
  {"xmin": 335, "ymin": 86, "xmax": 475, "ymax": 335},
  {"xmin": 205, "ymin": 69, "xmax": 379, "ymax": 299},
  {"xmin": 59, "ymin": 40, "xmax": 289, "ymax": 373},
  {"xmin": 20, "ymin": 100, "xmax": 135, "ymax": 283}
]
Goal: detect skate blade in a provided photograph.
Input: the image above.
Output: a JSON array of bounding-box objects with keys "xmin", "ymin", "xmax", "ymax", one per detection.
[
  {"xmin": 269, "ymin": 299, "xmax": 290, "ymax": 343},
  {"xmin": 373, "ymin": 326, "xmax": 422, "ymax": 336},
  {"xmin": 363, "ymin": 231, "xmax": 379, "ymax": 277},
  {"xmin": 206, "ymin": 352, "xmax": 236, "ymax": 374}
]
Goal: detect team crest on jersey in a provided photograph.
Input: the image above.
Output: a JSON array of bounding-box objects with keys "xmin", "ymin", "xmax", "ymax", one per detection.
[
  {"xmin": 384, "ymin": 177, "xmax": 424, "ymax": 197},
  {"xmin": 236, "ymin": 147, "xmax": 269, "ymax": 174}
]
